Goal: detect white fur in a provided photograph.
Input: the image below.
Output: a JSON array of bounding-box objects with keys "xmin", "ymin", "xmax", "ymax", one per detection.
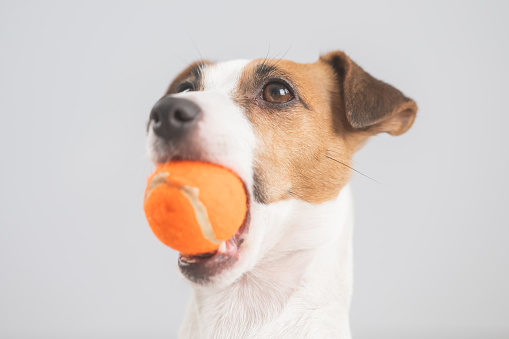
[
  {"xmin": 202, "ymin": 60, "xmax": 250, "ymax": 94},
  {"xmin": 147, "ymin": 60, "xmax": 354, "ymax": 338},
  {"xmin": 179, "ymin": 186, "xmax": 354, "ymax": 338}
]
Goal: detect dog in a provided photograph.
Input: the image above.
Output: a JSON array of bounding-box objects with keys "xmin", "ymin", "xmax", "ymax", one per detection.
[{"xmin": 146, "ymin": 50, "xmax": 417, "ymax": 338}]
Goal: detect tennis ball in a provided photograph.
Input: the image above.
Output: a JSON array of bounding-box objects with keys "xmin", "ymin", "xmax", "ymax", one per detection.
[{"xmin": 143, "ymin": 161, "xmax": 247, "ymax": 255}]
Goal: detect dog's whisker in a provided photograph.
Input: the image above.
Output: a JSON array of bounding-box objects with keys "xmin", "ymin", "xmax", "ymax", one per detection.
[
  {"xmin": 185, "ymin": 32, "xmax": 204, "ymax": 65},
  {"xmin": 256, "ymin": 45, "xmax": 272, "ymax": 76},
  {"xmin": 161, "ymin": 142, "xmax": 179, "ymax": 163},
  {"xmin": 262, "ymin": 44, "xmax": 271, "ymax": 65},
  {"xmin": 288, "ymin": 190, "xmax": 316, "ymax": 207},
  {"xmin": 325, "ymin": 155, "xmax": 382, "ymax": 184},
  {"xmin": 269, "ymin": 43, "xmax": 293, "ymax": 69},
  {"xmin": 327, "ymin": 149, "xmax": 367, "ymax": 167},
  {"xmin": 174, "ymin": 54, "xmax": 193, "ymax": 67}
]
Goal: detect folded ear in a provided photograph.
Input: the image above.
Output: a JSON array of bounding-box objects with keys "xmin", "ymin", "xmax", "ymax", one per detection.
[{"xmin": 321, "ymin": 51, "xmax": 417, "ymax": 136}]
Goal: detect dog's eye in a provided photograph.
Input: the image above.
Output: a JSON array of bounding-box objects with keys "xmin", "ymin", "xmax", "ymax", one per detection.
[
  {"xmin": 177, "ymin": 82, "xmax": 194, "ymax": 93},
  {"xmin": 262, "ymin": 82, "xmax": 293, "ymax": 103}
]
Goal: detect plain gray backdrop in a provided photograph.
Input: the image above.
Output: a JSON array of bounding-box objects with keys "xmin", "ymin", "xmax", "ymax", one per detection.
[{"xmin": 1, "ymin": 0, "xmax": 508, "ymax": 338}]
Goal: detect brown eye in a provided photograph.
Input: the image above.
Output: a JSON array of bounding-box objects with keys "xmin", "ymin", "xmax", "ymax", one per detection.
[{"xmin": 262, "ymin": 82, "xmax": 293, "ymax": 103}]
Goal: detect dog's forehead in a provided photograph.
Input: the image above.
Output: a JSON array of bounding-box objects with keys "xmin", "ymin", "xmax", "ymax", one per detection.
[
  {"xmin": 202, "ymin": 60, "xmax": 250, "ymax": 94},
  {"xmin": 200, "ymin": 58, "xmax": 334, "ymax": 104}
]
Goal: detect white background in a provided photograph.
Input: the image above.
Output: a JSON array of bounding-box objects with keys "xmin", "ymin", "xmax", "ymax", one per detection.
[{"xmin": 1, "ymin": 1, "xmax": 508, "ymax": 338}]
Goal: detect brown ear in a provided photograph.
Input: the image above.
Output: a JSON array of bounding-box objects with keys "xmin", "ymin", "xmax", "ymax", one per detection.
[{"xmin": 321, "ymin": 51, "xmax": 417, "ymax": 136}]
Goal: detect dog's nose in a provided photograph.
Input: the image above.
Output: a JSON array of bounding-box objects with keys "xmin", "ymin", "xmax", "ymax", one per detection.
[{"xmin": 149, "ymin": 96, "xmax": 201, "ymax": 141}]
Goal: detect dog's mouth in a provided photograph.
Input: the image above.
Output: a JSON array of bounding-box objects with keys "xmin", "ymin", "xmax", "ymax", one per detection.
[
  {"xmin": 177, "ymin": 203, "xmax": 250, "ymax": 284},
  {"xmin": 179, "ymin": 210, "xmax": 249, "ymax": 262},
  {"xmin": 157, "ymin": 156, "xmax": 250, "ymax": 284}
]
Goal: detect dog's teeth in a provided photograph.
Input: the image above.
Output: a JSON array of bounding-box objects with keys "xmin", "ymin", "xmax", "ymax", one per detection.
[
  {"xmin": 181, "ymin": 255, "xmax": 198, "ymax": 263},
  {"xmin": 218, "ymin": 241, "xmax": 227, "ymax": 253}
]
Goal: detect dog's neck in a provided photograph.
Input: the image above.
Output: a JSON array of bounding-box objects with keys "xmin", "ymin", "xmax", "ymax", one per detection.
[{"xmin": 179, "ymin": 185, "xmax": 354, "ymax": 338}]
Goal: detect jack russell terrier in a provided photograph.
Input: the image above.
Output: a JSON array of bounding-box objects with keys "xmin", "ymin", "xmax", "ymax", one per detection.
[{"xmin": 146, "ymin": 50, "xmax": 417, "ymax": 338}]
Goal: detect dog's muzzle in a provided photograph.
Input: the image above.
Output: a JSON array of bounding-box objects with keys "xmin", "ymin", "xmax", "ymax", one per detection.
[{"xmin": 149, "ymin": 95, "xmax": 202, "ymax": 143}]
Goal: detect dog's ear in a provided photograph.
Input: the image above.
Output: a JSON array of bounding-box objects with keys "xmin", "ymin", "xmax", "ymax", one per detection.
[{"xmin": 321, "ymin": 51, "xmax": 417, "ymax": 136}]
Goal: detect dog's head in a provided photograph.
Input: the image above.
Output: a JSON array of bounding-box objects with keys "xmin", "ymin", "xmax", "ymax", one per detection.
[{"xmin": 146, "ymin": 51, "xmax": 417, "ymax": 287}]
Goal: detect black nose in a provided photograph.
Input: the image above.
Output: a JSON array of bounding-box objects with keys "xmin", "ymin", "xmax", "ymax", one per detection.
[{"xmin": 149, "ymin": 96, "xmax": 202, "ymax": 141}]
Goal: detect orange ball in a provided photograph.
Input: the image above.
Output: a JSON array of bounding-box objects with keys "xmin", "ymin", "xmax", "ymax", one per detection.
[{"xmin": 143, "ymin": 161, "xmax": 247, "ymax": 255}]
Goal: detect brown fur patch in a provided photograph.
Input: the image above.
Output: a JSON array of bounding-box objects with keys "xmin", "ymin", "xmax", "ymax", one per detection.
[
  {"xmin": 234, "ymin": 53, "xmax": 416, "ymax": 205},
  {"xmin": 166, "ymin": 60, "xmax": 212, "ymax": 95},
  {"xmin": 233, "ymin": 59, "xmax": 354, "ymax": 204}
]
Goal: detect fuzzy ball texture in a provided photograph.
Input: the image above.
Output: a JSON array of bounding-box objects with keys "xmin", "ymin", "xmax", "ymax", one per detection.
[{"xmin": 143, "ymin": 161, "xmax": 247, "ymax": 255}]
